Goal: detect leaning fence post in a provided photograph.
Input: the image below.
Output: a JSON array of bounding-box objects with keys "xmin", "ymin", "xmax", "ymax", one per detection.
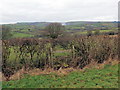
[{"xmin": 72, "ymin": 44, "xmax": 75, "ymax": 60}]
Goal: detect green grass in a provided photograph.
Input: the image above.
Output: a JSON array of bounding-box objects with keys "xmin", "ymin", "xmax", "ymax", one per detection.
[
  {"xmin": 54, "ymin": 51, "xmax": 70, "ymax": 57},
  {"xmin": 2, "ymin": 64, "xmax": 118, "ymax": 88},
  {"xmin": 99, "ymin": 30, "xmax": 114, "ymax": 32},
  {"xmin": 75, "ymin": 30, "xmax": 115, "ymax": 35},
  {"xmin": 12, "ymin": 32, "xmax": 34, "ymax": 38}
]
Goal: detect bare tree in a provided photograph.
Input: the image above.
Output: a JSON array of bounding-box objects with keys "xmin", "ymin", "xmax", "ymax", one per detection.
[{"xmin": 44, "ymin": 23, "xmax": 65, "ymax": 39}]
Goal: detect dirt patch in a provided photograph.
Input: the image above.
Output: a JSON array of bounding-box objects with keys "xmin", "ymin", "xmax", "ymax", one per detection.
[
  {"xmin": 84, "ymin": 58, "xmax": 119, "ymax": 70},
  {"xmin": 0, "ymin": 72, "xmax": 6, "ymax": 81}
]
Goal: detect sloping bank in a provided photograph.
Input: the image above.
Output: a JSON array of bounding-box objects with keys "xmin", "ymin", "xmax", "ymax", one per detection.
[{"xmin": 2, "ymin": 62, "xmax": 118, "ymax": 88}]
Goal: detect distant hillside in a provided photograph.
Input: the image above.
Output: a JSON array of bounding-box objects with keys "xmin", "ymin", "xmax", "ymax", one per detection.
[
  {"xmin": 65, "ymin": 21, "xmax": 118, "ymax": 25},
  {"xmin": 4, "ymin": 21, "xmax": 118, "ymax": 27},
  {"xmin": 16, "ymin": 22, "xmax": 51, "ymax": 27},
  {"xmin": 1, "ymin": 21, "xmax": 118, "ymax": 38},
  {"xmin": 65, "ymin": 21, "xmax": 118, "ymax": 27},
  {"xmin": 14, "ymin": 21, "xmax": 118, "ymax": 28}
]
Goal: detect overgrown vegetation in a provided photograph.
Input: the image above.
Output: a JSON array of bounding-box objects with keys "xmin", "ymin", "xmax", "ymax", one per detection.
[{"xmin": 2, "ymin": 35, "xmax": 118, "ymax": 81}]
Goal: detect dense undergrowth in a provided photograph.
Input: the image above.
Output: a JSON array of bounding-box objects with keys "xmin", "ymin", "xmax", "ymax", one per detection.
[{"xmin": 2, "ymin": 35, "xmax": 118, "ymax": 80}]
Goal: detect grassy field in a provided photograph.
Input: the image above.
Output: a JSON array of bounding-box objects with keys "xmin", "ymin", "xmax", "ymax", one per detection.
[
  {"xmin": 12, "ymin": 32, "xmax": 34, "ymax": 38},
  {"xmin": 74, "ymin": 30, "xmax": 116, "ymax": 35},
  {"xmin": 2, "ymin": 63, "xmax": 118, "ymax": 88},
  {"xmin": 11, "ymin": 28, "xmax": 117, "ymax": 38}
]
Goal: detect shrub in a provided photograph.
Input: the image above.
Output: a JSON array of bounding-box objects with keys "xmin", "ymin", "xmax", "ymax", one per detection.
[{"xmin": 2, "ymin": 35, "xmax": 118, "ymax": 80}]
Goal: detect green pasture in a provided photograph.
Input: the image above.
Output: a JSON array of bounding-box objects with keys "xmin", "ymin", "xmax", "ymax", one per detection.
[
  {"xmin": 74, "ymin": 29, "xmax": 115, "ymax": 35},
  {"xmin": 12, "ymin": 32, "xmax": 34, "ymax": 38},
  {"xmin": 2, "ymin": 64, "xmax": 118, "ymax": 88}
]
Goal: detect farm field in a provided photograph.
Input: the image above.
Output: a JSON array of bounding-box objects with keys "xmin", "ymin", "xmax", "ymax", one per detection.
[
  {"xmin": 3, "ymin": 21, "xmax": 118, "ymax": 38},
  {"xmin": 2, "ymin": 63, "xmax": 118, "ymax": 88},
  {"xmin": 12, "ymin": 32, "xmax": 34, "ymax": 38}
]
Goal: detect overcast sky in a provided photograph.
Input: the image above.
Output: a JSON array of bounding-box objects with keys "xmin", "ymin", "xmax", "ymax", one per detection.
[{"xmin": 0, "ymin": 0, "xmax": 119, "ymax": 24}]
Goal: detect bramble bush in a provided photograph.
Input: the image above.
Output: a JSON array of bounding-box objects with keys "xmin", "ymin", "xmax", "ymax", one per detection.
[{"xmin": 2, "ymin": 35, "xmax": 118, "ymax": 80}]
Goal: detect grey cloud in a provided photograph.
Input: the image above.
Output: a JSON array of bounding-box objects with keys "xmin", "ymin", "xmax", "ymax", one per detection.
[{"xmin": 1, "ymin": 0, "xmax": 119, "ymax": 24}]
